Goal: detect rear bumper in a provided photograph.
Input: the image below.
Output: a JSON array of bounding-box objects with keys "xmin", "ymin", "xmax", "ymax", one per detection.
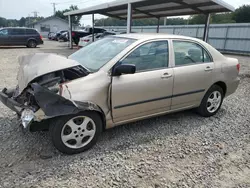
[
  {"xmin": 225, "ymin": 77, "xmax": 240, "ymax": 97},
  {"xmin": 0, "ymin": 89, "xmax": 23, "ymax": 114},
  {"xmin": 38, "ymin": 40, "xmax": 44, "ymax": 45}
]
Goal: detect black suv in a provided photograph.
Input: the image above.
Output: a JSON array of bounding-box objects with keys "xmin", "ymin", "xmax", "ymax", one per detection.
[{"xmin": 0, "ymin": 27, "xmax": 43, "ymax": 48}]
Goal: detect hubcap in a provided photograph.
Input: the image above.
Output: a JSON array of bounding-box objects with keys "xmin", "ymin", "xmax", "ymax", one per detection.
[
  {"xmin": 61, "ymin": 116, "xmax": 96, "ymax": 149},
  {"xmin": 207, "ymin": 91, "xmax": 222, "ymax": 113},
  {"xmin": 30, "ymin": 41, "xmax": 35, "ymax": 47}
]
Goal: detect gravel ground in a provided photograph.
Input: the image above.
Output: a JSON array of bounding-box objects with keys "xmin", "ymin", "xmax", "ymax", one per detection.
[{"xmin": 0, "ymin": 41, "xmax": 249, "ymax": 188}]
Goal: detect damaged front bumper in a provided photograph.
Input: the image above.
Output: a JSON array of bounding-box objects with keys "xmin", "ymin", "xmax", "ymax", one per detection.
[
  {"xmin": 0, "ymin": 88, "xmax": 23, "ymax": 114},
  {"xmin": 0, "ymin": 88, "xmax": 34, "ymax": 129}
]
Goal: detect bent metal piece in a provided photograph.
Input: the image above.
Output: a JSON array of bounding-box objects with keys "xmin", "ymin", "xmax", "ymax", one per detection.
[{"xmin": 31, "ymin": 83, "xmax": 104, "ymax": 119}]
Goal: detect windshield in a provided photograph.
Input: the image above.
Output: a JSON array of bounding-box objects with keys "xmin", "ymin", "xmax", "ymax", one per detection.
[{"xmin": 69, "ymin": 37, "xmax": 136, "ymax": 72}]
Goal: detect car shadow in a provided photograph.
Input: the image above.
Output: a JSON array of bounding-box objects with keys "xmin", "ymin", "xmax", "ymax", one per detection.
[{"xmin": 0, "ymin": 46, "xmax": 41, "ymax": 49}]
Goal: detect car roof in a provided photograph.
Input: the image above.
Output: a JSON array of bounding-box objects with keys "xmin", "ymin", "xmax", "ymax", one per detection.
[
  {"xmin": 3, "ymin": 27, "xmax": 34, "ymax": 30},
  {"xmin": 114, "ymin": 33, "xmax": 202, "ymax": 42}
]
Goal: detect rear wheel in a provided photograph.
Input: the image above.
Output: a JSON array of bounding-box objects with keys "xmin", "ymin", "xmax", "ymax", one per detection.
[
  {"xmin": 197, "ymin": 85, "xmax": 224, "ymax": 117},
  {"xmin": 74, "ymin": 38, "xmax": 79, "ymax": 45},
  {"xmin": 27, "ymin": 40, "xmax": 37, "ymax": 48},
  {"xmin": 50, "ymin": 111, "xmax": 102, "ymax": 155}
]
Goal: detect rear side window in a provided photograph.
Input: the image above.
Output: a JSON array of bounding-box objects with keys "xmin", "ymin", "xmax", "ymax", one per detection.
[
  {"xmin": 173, "ymin": 40, "xmax": 212, "ymax": 66},
  {"xmin": 10, "ymin": 29, "xmax": 25, "ymax": 35},
  {"xmin": 26, "ymin": 29, "xmax": 38, "ymax": 35}
]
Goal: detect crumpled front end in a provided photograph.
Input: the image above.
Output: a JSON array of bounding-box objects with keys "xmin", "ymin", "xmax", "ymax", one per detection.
[{"xmin": 0, "ymin": 53, "xmax": 90, "ymax": 130}]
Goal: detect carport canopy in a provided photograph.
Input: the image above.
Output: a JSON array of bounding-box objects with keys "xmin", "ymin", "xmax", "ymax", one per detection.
[{"xmin": 64, "ymin": 0, "xmax": 235, "ymax": 48}]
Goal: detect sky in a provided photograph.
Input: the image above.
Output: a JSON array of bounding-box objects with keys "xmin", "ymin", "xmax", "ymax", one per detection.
[{"xmin": 0, "ymin": 0, "xmax": 250, "ymax": 26}]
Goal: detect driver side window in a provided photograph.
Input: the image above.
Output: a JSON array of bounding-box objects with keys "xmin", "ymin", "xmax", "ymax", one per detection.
[
  {"xmin": 173, "ymin": 40, "xmax": 212, "ymax": 66},
  {"xmin": 121, "ymin": 40, "xmax": 169, "ymax": 72},
  {"xmin": 0, "ymin": 29, "xmax": 8, "ymax": 36}
]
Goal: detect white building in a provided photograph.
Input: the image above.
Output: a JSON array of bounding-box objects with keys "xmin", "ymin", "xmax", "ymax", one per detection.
[{"xmin": 29, "ymin": 16, "xmax": 80, "ymax": 37}]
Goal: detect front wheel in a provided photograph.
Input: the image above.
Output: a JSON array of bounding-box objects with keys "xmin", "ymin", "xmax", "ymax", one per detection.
[
  {"xmin": 197, "ymin": 85, "xmax": 224, "ymax": 117},
  {"xmin": 50, "ymin": 111, "xmax": 102, "ymax": 155}
]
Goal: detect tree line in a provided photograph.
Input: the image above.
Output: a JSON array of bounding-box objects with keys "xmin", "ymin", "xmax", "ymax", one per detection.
[
  {"xmin": 0, "ymin": 5, "xmax": 249, "ymax": 28},
  {"xmin": 0, "ymin": 16, "xmax": 44, "ymax": 27}
]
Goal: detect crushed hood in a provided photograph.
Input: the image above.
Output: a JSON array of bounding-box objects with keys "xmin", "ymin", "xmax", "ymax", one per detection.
[{"xmin": 17, "ymin": 53, "xmax": 81, "ymax": 93}]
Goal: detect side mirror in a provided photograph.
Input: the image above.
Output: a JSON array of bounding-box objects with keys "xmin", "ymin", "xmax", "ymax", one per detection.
[{"xmin": 113, "ymin": 64, "xmax": 136, "ymax": 76}]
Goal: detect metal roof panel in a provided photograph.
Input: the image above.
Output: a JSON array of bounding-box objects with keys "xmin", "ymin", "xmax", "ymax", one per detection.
[{"xmin": 64, "ymin": 0, "xmax": 235, "ymax": 18}]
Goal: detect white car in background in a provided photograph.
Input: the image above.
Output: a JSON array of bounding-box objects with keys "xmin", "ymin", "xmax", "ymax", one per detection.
[
  {"xmin": 78, "ymin": 33, "xmax": 102, "ymax": 47},
  {"xmin": 78, "ymin": 31, "xmax": 117, "ymax": 47}
]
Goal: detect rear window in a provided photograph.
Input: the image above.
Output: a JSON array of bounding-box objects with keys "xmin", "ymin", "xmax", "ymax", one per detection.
[
  {"xmin": 26, "ymin": 29, "xmax": 38, "ymax": 35},
  {"xmin": 11, "ymin": 29, "xmax": 25, "ymax": 35}
]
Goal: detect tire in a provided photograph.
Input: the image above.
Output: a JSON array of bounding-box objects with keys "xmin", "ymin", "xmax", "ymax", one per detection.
[
  {"xmin": 197, "ymin": 85, "xmax": 224, "ymax": 117},
  {"xmin": 50, "ymin": 111, "xmax": 102, "ymax": 155},
  {"xmin": 27, "ymin": 40, "xmax": 37, "ymax": 48},
  {"xmin": 74, "ymin": 38, "xmax": 79, "ymax": 45}
]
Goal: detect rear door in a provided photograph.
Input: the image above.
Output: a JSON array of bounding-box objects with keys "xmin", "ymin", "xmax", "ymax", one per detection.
[
  {"xmin": 9, "ymin": 28, "xmax": 26, "ymax": 45},
  {"xmin": 171, "ymin": 40, "xmax": 214, "ymax": 110},
  {"xmin": 112, "ymin": 40, "xmax": 174, "ymax": 123},
  {"xmin": 0, "ymin": 29, "xmax": 10, "ymax": 45},
  {"xmin": 26, "ymin": 29, "xmax": 40, "ymax": 42}
]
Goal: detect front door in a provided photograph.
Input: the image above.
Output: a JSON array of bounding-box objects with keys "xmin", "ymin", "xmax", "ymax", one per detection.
[
  {"xmin": 171, "ymin": 40, "xmax": 215, "ymax": 110},
  {"xmin": 111, "ymin": 40, "xmax": 174, "ymax": 123},
  {"xmin": 0, "ymin": 29, "xmax": 9, "ymax": 45}
]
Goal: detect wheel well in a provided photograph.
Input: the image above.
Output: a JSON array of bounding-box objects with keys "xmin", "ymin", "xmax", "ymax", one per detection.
[
  {"xmin": 31, "ymin": 110, "xmax": 106, "ymax": 132},
  {"xmin": 27, "ymin": 39, "xmax": 37, "ymax": 44},
  {"xmin": 93, "ymin": 110, "xmax": 106, "ymax": 131},
  {"xmin": 214, "ymin": 81, "xmax": 227, "ymax": 95}
]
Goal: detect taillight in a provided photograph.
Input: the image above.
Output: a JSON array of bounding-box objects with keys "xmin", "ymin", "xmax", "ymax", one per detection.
[
  {"xmin": 40, "ymin": 35, "xmax": 42, "ymax": 40},
  {"xmin": 72, "ymin": 32, "xmax": 75, "ymax": 37},
  {"xmin": 84, "ymin": 39, "xmax": 90, "ymax": 42},
  {"xmin": 237, "ymin": 63, "xmax": 240, "ymax": 72}
]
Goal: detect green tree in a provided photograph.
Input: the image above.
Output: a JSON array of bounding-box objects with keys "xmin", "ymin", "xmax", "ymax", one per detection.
[
  {"xmin": 55, "ymin": 5, "xmax": 82, "ymax": 25},
  {"xmin": 211, "ymin": 13, "xmax": 235, "ymax": 24},
  {"xmin": 6, "ymin": 19, "xmax": 19, "ymax": 27},
  {"xmin": 188, "ymin": 13, "xmax": 235, "ymax": 25},
  {"xmin": 94, "ymin": 17, "xmax": 187, "ymax": 26},
  {"xmin": 19, "ymin": 17, "xmax": 26, "ymax": 27},
  {"xmin": 233, "ymin": 5, "xmax": 250, "ymax": 23},
  {"xmin": 189, "ymin": 14, "xmax": 206, "ymax": 24},
  {"xmin": 0, "ymin": 17, "xmax": 7, "ymax": 27}
]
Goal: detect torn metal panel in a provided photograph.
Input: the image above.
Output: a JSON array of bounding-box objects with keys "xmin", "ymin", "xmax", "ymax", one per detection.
[
  {"xmin": 60, "ymin": 70, "xmax": 111, "ymax": 117},
  {"xmin": 31, "ymin": 83, "xmax": 79, "ymax": 117},
  {"xmin": 31, "ymin": 83, "xmax": 107, "ymax": 121},
  {"xmin": 74, "ymin": 101, "xmax": 103, "ymax": 113},
  {"xmin": 17, "ymin": 53, "xmax": 81, "ymax": 93}
]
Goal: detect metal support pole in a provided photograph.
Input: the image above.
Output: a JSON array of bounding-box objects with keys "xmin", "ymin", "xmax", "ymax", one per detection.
[
  {"xmin": 223, "ymin": 26, "xmax": 229, "ymax": 50},
  {"xmin": 127, "ymin": 3, "xmax": 132, "ymax": 34},
  {"xmin": 196, "ymin": 27, "xmax": 199, "ymax": 38},
  {"xmin": 92, "ymin": 14, "xmax": 95, "ymax": 42},
  {"xmin": 68, "ymin": 15, "xmax": 73, "ymax": 49},
  {"xmin": 157, "ymin": 18, "xmax": 160, "ymax": 33},
  {"xmin": 164, "ymin": 17, "xmax": 167, "ymax": 25},
  {"xmin": 203, "ymin": 14, "xmax": 210, "ymax": 42}
]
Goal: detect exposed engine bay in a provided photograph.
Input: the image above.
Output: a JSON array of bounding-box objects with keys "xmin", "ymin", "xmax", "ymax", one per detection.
[{"xmin": 13, "ymin": 66, "xmax": 89, "ymax": 114}]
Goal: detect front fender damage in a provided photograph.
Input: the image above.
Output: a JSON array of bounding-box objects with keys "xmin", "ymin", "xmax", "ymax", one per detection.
[{"xmin": 28, "ymin": 83, "xmax": 104, "ymax": 127}]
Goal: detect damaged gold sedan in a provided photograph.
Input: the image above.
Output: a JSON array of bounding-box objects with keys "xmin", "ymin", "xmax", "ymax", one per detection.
[{"xmin": 0, "ymin": 34, "xmax": 240, "ymax": 154}]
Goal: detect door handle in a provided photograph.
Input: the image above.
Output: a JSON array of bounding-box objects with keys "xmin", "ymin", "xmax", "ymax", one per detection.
[
  {"xmin": 204, "ymin": 66, "xmax": 213, "ymax": 71},
  {"xmin": 161, "ymin": 73, "xmax": 172, "ymax": 79}
]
